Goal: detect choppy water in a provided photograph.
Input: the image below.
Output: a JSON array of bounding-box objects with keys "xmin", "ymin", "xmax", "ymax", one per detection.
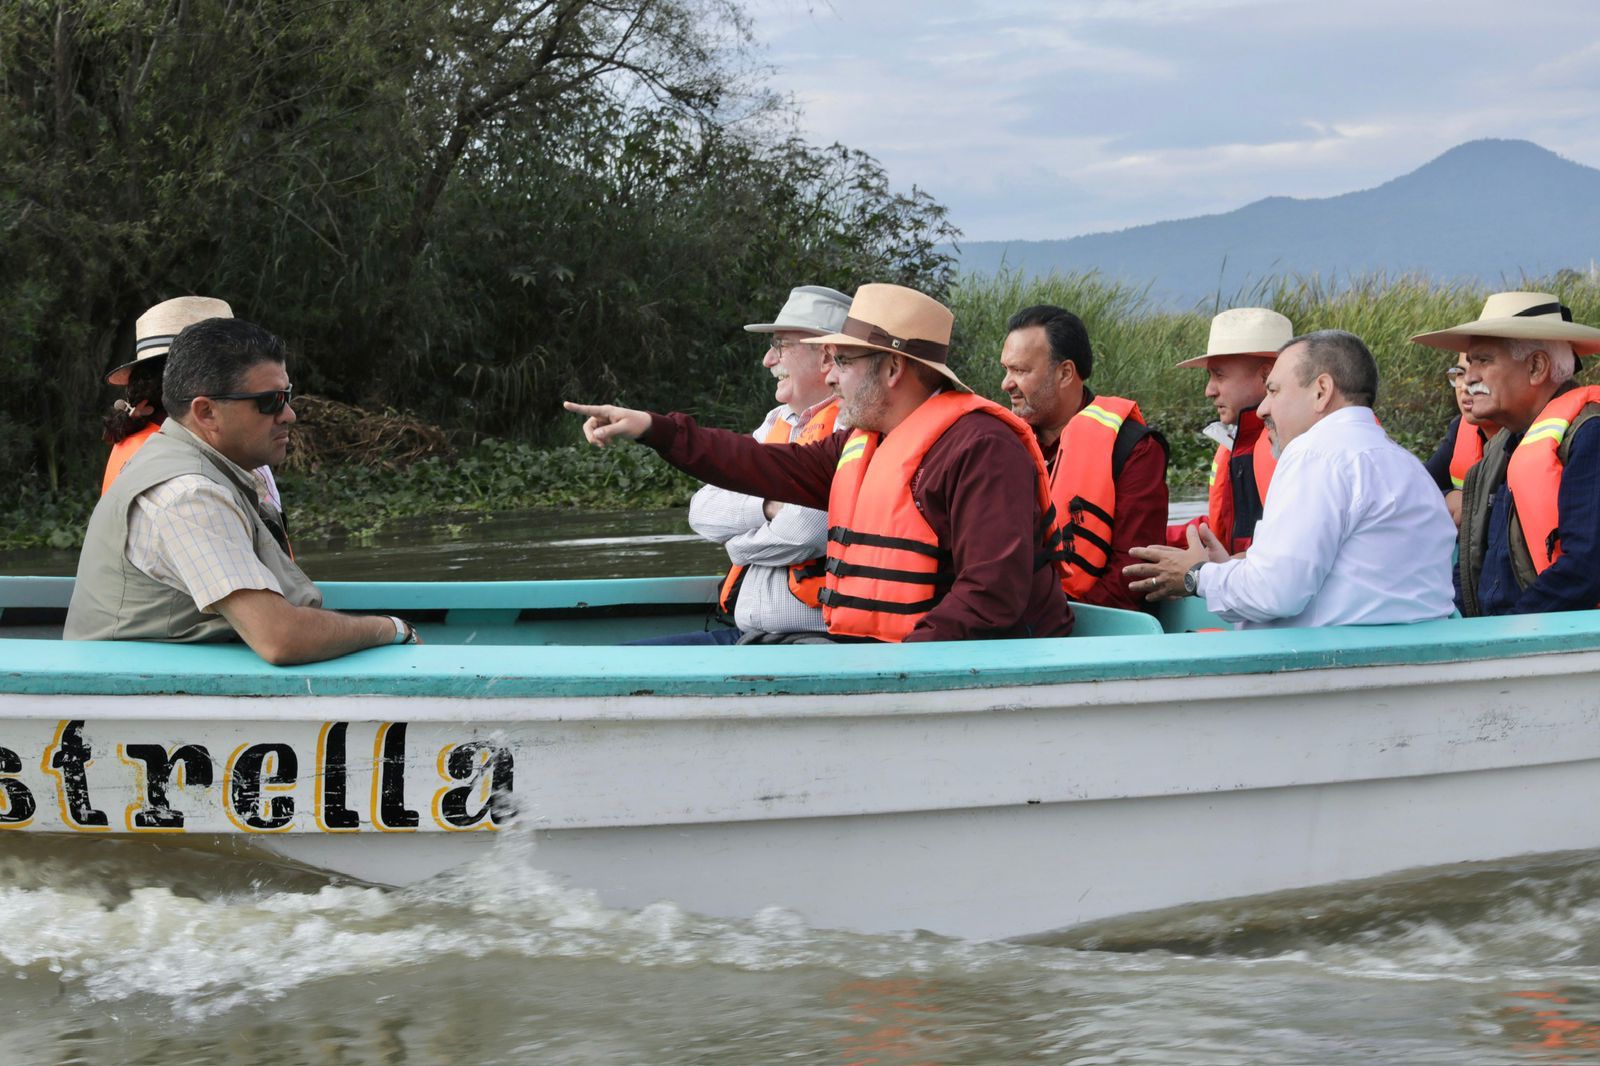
[
  {"xmin": 6, "ymin": 502, "xmax": 1598, "ymax": 1063},
  {"xmin": 5, "ymin": 828, "xmax": 1600, "ymax": 1064}
]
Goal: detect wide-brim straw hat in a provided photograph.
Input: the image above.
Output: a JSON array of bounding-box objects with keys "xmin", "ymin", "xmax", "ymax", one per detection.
[
  {"xmin": 744, "ymin": 285, "xmax": 852, "ymax": 336},
  {"xmin": 1410, "ymin": 291, "xmax": 1600, "ymax": 357},
  {"xmin": 800, "ymin": 283, "xmax": 968, "ymax": 392},
  {"xmin": 106, "ymin": 296, "xmax": 234, "ymax": 385},
  {"xmin": 1174, "ymin": 307, "xmax": 1294, "ymax": 369}
]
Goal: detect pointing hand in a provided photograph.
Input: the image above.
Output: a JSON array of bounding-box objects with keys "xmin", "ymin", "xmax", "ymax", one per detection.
[{"xmin": 562, "ymin": 401, "xmax": 650, "ymax": 447}]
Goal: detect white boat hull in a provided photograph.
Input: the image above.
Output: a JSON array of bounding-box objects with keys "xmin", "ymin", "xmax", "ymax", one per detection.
[{"xmin": 5, "ymin": 644, "xmax": 1598, "ymax": 939}]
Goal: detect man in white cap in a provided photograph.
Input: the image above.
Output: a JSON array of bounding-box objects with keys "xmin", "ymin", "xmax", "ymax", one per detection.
[
  {"xmin": 997, "ymin": 305, "xmax": 1168, "ymax": 611},
  {"xmin": 567, "ymin": 284, "xmax": 1073, "ymax": 642},
  {"xmin": 1170, "ymin": 307, "xmax": 1293, "ymax": 554},
  {"xmin": 1412, "ymin": 291, "xmax": 1600, "ymax": 616},
  {"xmin": 1126, "ymin": 330, "xmax": 1455, "ymax": 628},
  {"xmin": 638, "ymin": 286, "xmax": 851, "ymax": 644},
  {"xmin": 68, "ymin": 318, "xmax": 421, "ymax": 663}
]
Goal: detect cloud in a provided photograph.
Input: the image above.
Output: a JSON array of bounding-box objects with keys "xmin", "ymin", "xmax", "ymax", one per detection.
[{"xmin": 745, "ymin": 0, "xmax": 1600, "ymax": 240}]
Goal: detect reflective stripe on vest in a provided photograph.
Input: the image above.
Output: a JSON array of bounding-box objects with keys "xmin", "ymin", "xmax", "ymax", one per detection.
[
  {"xmin": 717, "ymin": 400, "xmax": 841, "ymax": 615},
  {"xmin": 821, "ymin": 392, "xmax": 1061, "ymax": 642},
  {"xmin": 1507, "ymin": 386, "xmax": 1600, "ymax": 575},
  {"xmin": 1051, "ymin": 396, "xmax": 1142, "ymax": 598},
  {"xmin": 1205, "ymin": 408, "xmax": 1275, "ymax": 554}
]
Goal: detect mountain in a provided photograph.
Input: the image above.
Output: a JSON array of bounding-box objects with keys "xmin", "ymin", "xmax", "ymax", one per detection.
[{"xmin": 954, "ymin": 139, "xmax": 1600, "ymax": 307}]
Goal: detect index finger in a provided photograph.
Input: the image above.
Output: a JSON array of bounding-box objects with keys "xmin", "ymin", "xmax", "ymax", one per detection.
[{"xmin": 563, "ymin": 400, "xmax": 606, "ymax": 417}]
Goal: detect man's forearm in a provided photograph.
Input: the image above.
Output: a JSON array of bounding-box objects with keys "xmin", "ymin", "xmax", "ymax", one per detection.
[
  {"xmin": 218, "ymin": 589, "xmax": 405, "ymax": 665},
  {"xmin": 646, "ymin": 413, "xmax": 839, "ymax": 509}
]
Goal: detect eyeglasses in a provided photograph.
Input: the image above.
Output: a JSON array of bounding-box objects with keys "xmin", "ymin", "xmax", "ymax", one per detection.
[
  {"xmin": 829, "ymin": 352, "xmax": 882, "ymax": 370},
  {"xmin": 185, "ymin": 385, "xmax": 294, "ymax": 414},
  {"xmin": 1445, "ymin": 367, "xmax": 1466, "ymax": 388}
]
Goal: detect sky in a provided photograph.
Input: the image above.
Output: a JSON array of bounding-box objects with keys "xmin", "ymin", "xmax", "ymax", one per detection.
[{"xmin": 745, "ymin": 0, "xmax": 1600, "ymax": 242}]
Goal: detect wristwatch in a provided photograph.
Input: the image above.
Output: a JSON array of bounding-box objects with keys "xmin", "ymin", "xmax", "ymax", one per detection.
[
  {"xmin": 388, "ymin": 616, "xmax": 420, "ymax": 645},
  {"xmin": 1181, "ymin": 561, "xmax": 1206, "ymax": 597}
]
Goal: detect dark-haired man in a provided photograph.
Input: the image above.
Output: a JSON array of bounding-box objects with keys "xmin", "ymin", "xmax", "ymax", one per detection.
[
  {"xmin": 1126, "ymin": 330, "xmax": 1454, "ymax": 628},
  {"xmin": 66, "ymin": 318, "xmax": 420, "ymax": 663},
  {"xmin": 998, "ymin": 305, "xmax": 1168, "ymax": 610}
]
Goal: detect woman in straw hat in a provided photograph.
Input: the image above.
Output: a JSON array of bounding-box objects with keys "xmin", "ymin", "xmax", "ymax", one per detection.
[
  {"xmin": 102, "ymin": 297, "xmax": 284, "ymax": 520},
  {"xmin": 1411, "ymin": 291, "xmax": 1600, "ymax": 615}
]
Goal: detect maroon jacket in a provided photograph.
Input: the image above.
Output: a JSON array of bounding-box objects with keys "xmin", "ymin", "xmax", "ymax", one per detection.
[{"xmin": 645, "ymin": 410, "xmax": 1074, "ymax": 641}]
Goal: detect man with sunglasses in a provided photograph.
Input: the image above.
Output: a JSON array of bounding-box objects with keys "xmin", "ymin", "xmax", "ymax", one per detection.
[{"xmin": 66, "ymin": 318, "xmax": 422, "ymax": 663}]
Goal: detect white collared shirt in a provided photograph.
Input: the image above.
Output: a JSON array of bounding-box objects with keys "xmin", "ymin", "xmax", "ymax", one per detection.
[
  {"xmin": 686, "ymin": 402, "xmax": 834, "ymax": 633},
  {"xmin": 1195, "ymin": 406, "xmax": 1456, "ymax": 628}
]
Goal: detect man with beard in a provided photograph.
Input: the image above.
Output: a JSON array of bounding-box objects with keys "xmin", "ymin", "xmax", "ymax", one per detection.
[
  {"xmin": 640, "ymin": 285, "xmax": 850, "ymax": 644},
  {"xmin": 998, "ymin": 305, "xmax": 1167, "ymax": 610},
  {"xmin": 566, "ymin": 284, "xmax": 1073, "ymax": 642},
  {"xmin": 1412, "ymin": 291, "xmax": 1600, "ymax": 615}
]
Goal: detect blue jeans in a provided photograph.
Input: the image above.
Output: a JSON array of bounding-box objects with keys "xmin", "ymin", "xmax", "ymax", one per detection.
[{"xmin": 626, "ymin": 627, "xmax": 742, "ymax": 646}]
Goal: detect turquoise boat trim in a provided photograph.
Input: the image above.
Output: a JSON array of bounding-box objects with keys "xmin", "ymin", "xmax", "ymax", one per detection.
[{"xmin": 4, "ymin": 594, "xmax": 1599, "ymax": 698}]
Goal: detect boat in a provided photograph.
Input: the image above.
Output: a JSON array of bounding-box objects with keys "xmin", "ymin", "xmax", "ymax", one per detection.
[{"xmin": 2, "ymin": 573, "xmax": 1599, "ymax": 941}]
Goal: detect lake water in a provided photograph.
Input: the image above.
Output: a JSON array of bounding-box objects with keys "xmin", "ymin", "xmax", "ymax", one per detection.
[{"xmin": 4, "ymin": 505, "xmax": 1596, "ymax": 1064}]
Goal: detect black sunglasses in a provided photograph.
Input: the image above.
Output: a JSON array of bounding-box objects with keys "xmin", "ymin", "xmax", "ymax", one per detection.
[{"xmin": 185, "ymin": 385, "xmax": 294, "ymax": 415}]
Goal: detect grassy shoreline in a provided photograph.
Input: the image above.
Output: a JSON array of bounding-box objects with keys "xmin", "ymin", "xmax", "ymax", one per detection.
[{"xmin": 9, "ymin": 272, "xmax": 1597, "ymax": 552}]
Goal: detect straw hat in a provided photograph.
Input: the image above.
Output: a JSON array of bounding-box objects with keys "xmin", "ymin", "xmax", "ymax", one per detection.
[
  {"xmin": 1174, "ymin": 307, "xmax": 1294, "ymax": 369},
  {"xmin": 744, "ymin": 285, "xmax": 852, "ymax": 336},
  {"xmin": 1410, "ymin": 291, "xmax": 1600, "ymax": 357},
  {"xmin": 800, "ymin": 283, "xmax": 968, "ymax": 392},
  {"xmin": 106, "ymin": 296, "xmax": 233, "ymax": 385}
]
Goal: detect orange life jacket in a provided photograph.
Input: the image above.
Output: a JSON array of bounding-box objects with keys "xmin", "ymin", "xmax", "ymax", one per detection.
[
  {"xmin": 822, "ymin": 392, "xmax": 1063, "ymax": 642},
  {"xmin": 1051, "ymin": 395, "xmax": 1148, "ymax": 598},
  {"xmin": 101, "ymin": 423, "xmax": 160, "ymax": 495},
  {"xmin": 1205, "ymin": 407, "xmax": 1276, "ymax": 554},
  {"xmin": 716, "ymin": 399, "xmax": 840, "ymax": 616},
  {"xmin": 1506, "ymin": 386, "xmax": 1600, "ymax": 575},
  {"xmin": 1448, "ymin": 418, "xmax": 1496, "ymax": 491}
]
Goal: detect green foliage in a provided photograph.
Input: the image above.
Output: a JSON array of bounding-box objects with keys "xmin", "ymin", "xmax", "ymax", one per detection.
[
  {"xmin": 272, "ymin": 439, "xmax": 700, "ymax": 539},
  {"xmin": 1, "ymin": 0, "xmax": 956, "ymax": 491}
]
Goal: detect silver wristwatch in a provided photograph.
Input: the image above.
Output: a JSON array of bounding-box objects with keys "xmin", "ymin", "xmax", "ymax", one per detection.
[{"xmin": 1182, "ymin": 561, "xmax": 1205, "ymax": 597}]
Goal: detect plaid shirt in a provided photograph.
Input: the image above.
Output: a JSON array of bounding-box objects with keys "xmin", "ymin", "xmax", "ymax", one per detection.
[{"xmin": 125, "ymin": 466, "xmax": 282, "ymax": 614}]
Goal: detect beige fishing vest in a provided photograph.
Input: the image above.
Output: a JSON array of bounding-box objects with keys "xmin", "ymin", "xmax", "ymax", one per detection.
[{"xmin": 64, "ymin": 420, "xmax": 320, "ymax": 642}]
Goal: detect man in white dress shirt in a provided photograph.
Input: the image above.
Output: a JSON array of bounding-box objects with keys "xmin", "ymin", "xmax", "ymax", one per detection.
[
  {"xmin": 634, "ymin": 285, "xmax": 852, "ymax": 644},
  {"xmin": 1125, "ymin": 330, "xmax": 1456, "ymax": 628}
]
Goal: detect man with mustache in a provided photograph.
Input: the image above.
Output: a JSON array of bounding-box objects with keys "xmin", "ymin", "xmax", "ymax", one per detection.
[
  {"xmin": 1412, "ymin": 291, "xmax": 1600, "ymax": 616},
  {"xmin": 1124, "ymin": 330, "xmax": 1455, "ymax": 628},
  {"xmin": 567, "ymin": 284, "xmax": 1073, "ymax": 642},
  {"xmin": 642, "ymin": 286, "xmax": 850, "ymax": 644},
  {"xmin": 66, "ymin": 318, "xmax": 421, "ymax": 662}
]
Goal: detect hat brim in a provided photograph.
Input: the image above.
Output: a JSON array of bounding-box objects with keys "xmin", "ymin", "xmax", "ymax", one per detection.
[
  {"xmin": 105, "ymin": 350, "xmax": 167, "ymax": 386},
  {"xmin": 801, "ymin": 332, "xmax": 970, "ymax": 392},
  {"xmin": 1173, "ymin": 350, "xmax": 1279, "ymax": 370},
  {"xmin": 743, "ymin": 323, "xmax": 831, "ymax": 335},
  {"xmin": 1410, "ymin": 319, "xmax": 1600, "ymax": 356}
]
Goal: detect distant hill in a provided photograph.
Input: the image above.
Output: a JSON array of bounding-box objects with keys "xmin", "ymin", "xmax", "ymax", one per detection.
[{"xmin": 954, "ymin": 139, "xmax": 1600, "ymax": 307}]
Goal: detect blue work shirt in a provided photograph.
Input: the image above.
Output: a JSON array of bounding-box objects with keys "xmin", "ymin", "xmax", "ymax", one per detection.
[{"xmin": 1470, "ymin": 417, "xmax": 1600, "ymax": 615}]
